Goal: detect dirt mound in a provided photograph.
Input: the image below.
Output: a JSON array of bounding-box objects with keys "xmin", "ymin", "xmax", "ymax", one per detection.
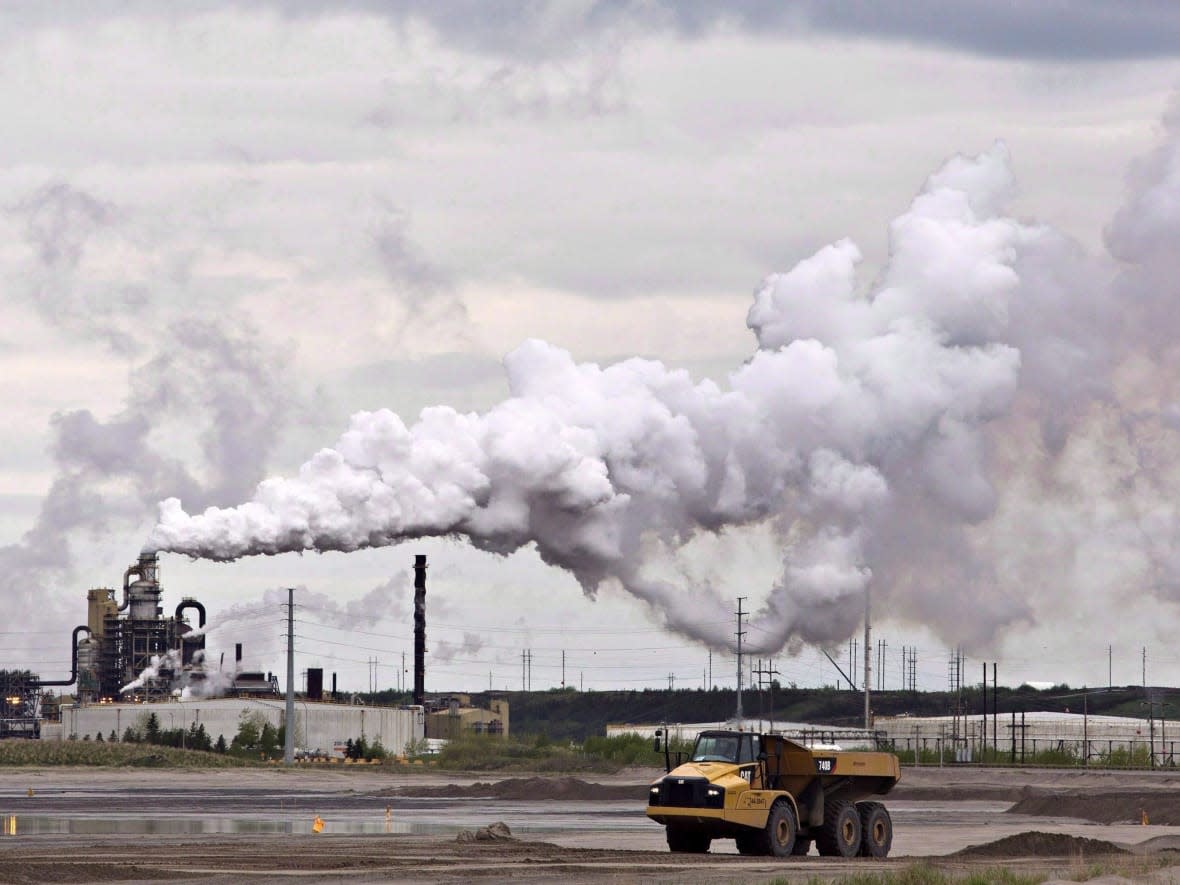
[
  {"xmin": 1009, "ymin": 789, "xmax": 1180, "ymax": 825},
  {"xmin": 396, "ymin": 777, "xmax": 645, "ymax": 801},
  {"xmin": 890, "ymin": 784, "xmax": 1025, "ymax": 802},
  {"xmin": 456, "ymin": 821, "xmax": 515, "ymax": 843},
  {"xmin": 956, "ymin": 831, "xmax": 1128, "ymax": 858}
]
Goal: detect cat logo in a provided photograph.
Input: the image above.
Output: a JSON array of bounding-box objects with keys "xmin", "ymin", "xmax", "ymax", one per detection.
[{"xmin": 739, "ymin": 768, "xmax": 752, "ymax": 783}]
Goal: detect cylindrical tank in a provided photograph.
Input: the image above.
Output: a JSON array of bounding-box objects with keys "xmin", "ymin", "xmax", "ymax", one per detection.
[
  {"xmin": 128, "ymin": 579, "xmax": 162, "ymax": 620},
  {"xmin": 77, "ymin": 637, "xmax": 100, "ymax": 700}
]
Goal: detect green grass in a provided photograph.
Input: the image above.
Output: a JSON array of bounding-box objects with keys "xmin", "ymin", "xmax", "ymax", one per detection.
[
  {"xmin": 427, "ymin": 731, "xmax": 696, "ymax": 772},
  {"xmin": 430, "ymin": 732, "xmax": 617, "ymax": 772},
  {"xmin": 0, "ymin": 739, "xmax": 257, "ymax": 768}
]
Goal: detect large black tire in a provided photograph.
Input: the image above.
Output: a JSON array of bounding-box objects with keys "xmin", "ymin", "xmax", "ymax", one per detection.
[
  {"xmin": 762, "ymin": 800, "xmax": 798, "ymax": 858},
  {"xmin": 666, "ymin": 827, "xmax": 711, "ymax": 854},
  {"xmin": 815, "ymin": 799, "xmax": 861, "ymax": 858},
  {"xmin": 791, "ymin": 837, "xmax": 812, "ymax": 856},
  {"xmin": 858, "ymin": 801, "xmax": 893, "ymax": 858}
]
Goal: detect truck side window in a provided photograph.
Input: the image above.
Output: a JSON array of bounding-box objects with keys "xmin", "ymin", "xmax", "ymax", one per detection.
[{"xmin": 738, "ymin": 735, "xmax": 756, "ymax": 763}]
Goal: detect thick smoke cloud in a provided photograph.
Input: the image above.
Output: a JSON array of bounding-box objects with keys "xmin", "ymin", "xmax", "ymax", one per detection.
[
  {"xmin": 151, "ymin": 141, "xmax": 1117, "ymax": 653},
  {"xmin": 0, "ymin": 180, "xmax": 300, "ymax": 635}
]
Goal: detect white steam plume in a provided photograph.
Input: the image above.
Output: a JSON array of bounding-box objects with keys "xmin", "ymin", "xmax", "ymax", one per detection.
[
  {"xmin": 147, "ymin": 137, "xmax": 1175, "ymax": 655},
  {"xmin": 120, "ymin": 649, "xmax": 182, "ymax": 695}
]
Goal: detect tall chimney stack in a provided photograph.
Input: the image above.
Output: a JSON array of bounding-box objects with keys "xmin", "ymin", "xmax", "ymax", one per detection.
[
  {"xmin": 413, "ymin": 555, "xmax": 427, "ymax": 706},
  {"xmin": 235, "ymin": 642, "xmax": 243, "ymax": 666}
]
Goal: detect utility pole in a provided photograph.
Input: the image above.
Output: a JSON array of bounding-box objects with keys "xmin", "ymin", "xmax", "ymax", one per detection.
[
  {"xmin": 1143, "ymin": 647, "xmax": 1147, "ymax": 689},
  {"xmin": 668, "ymin": 673, "xmax": 675, "ymax": 691},
  {"xmin": 992, "ymin": 662, "xmax": 997, "ymax": 755},
  {"xmin": 979, "ymin": 662, "xmax": 996, "ymax": 758},
  {"xmin": 1108, "ymin": 644, "xmax": 1112, "ymax": 690},
  {"xmin": 562, "ymin": 650, "xmax": 566, "ymax": 689},
  {"xmin": 708, "ymin": 650, "xmax": 712, "ymax": 690},
  {"xmin": 864, "ymin": 586, "xmax": 872, "ymax": 730},
  {"xmin": 735, "ymin": 597, "xmax": 747, "ymax": 723},
  {"xmin": 284, "ymin": 587, "xmax": 295, "ymax": 766},
  {"xmin": 753, "ymin": 659, "xmax": 780, "ymax": 733}
]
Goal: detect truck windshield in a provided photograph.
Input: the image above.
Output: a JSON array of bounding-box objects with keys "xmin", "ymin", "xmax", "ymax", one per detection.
[{"xmin": 692, "ymin": 734, "xmax": 739, "ymax": 763}]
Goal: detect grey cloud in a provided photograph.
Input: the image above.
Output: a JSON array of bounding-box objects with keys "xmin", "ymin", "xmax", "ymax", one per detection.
[
  {"xmin": 372, "ymin": 210, "xmax": 449, "ymax": 305},
  {"xmin": 8, "ymin": 1, "xmax": 1180, "ymax": 60},
  {"xmin": 251, "ymin": 1, "xmax": 1180, "ymax": 60},
  {"xmin": 432, "ymin": 631, "xmax": 484, "ymax": 664},
  {"xmin": 11, "ymin": 182, "xmax": 113, "ymax": 269}
]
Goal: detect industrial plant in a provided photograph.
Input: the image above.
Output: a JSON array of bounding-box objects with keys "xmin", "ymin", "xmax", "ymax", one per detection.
[{"xmin": 0, "ymin": 551, "xmax": 517, "ymax": 754}]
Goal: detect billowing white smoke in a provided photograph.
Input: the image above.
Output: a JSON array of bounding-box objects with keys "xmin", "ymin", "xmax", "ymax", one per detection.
[
  {"xmin": 120, "ymin": 649, "xmax": 183, "ymax": 694},
  {"xmin": 178, "ymin": 650, "xmax": 236, "ymax": 701},
  {"xmin": 147, "ymin": 142, "xmax": 1144, "ymax": 653}
]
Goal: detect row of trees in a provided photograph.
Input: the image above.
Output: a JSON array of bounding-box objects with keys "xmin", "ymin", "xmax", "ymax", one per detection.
[
  {"xmin": 73, "ymin": 711, "xmax": 280, "ymax": 757},
  {"xmin": 71, "ymin": 710, "xmax": 391, "ymax": 761}
]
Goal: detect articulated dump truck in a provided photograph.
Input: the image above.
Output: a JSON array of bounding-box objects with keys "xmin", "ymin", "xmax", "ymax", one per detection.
[{"xmin": 646, "ymin": 729, "xmax": 900, "ymax": 858}]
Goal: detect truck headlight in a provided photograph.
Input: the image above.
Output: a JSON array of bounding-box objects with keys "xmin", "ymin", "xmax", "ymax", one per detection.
[{"xmin": 649, "ymin": 786, "xmax": 661, "ymax": 806}]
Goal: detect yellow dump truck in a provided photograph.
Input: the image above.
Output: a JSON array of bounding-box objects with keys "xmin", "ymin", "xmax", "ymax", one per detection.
[{"xmin": 646, "ymin": 729, "xmax": 900, "ymax": 857}]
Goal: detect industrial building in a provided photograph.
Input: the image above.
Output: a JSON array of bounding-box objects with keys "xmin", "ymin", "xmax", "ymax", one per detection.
[
  {"xmin": 424, "ymin": 695, "xmax": 509, "ymax": 740},
  {"xmin": 42, "ymin": 697, "xmax": 424, "ymax": 757},
  {"xmin": 609, "ymin": 711, "xmax": 1180, "ymax": 765},
  {"xmin": 872, "ymin": 712, "xmax": 1179, "ymax": 762},
  {"xmin": 13, "ymin": 550, "xmax": 442, "ymax": 754}
]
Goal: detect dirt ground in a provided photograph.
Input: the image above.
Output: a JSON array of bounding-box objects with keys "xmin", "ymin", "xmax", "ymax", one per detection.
[{"xmin": 1, "ymin": 765, "xmax": 1180, "ymax": 883}]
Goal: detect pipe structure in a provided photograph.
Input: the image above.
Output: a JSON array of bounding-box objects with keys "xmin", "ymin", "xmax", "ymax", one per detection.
[
  {"xmin": 36, "ymin": 625, "xmax": 93, "ymax": 687},
  {"xmin": 413, "ymin": 554, "xmax": 427, "ymax": 706},
  {"xmin": 175, "ymin": 599, "xmax": 206, "ymax": 629},
  {"xmin": 119, "ymin": 551, "xmax": 159, "ymax": 612}
]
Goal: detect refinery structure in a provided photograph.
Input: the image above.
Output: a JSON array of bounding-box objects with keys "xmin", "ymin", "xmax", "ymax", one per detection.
[{"xmin": 79, "ymin": 552, "xmax": 208, "ymax": 702}]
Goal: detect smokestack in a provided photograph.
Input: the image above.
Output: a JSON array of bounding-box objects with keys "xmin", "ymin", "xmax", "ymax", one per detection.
[
  {"xmin": 332, "ymin": 671, "xmax": 337, "ymax": 699},
  {"xmin": 413, "ymin": 554, "xmax": 426, "ymax": 706},
  {"xmin": 235, "ymin": 643, "xmax": 242, "ymax": 665}
]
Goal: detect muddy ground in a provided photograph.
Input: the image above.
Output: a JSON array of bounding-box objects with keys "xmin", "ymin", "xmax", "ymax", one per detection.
[{"xmin": 2, "ymin": 766, "xmax": 1180, "ymax": 883}]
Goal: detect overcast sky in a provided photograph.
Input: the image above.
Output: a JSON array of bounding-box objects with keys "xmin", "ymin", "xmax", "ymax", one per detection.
[{"xmin": 4, "ymin": 2, "xmax": 1180, "ymax": 700}]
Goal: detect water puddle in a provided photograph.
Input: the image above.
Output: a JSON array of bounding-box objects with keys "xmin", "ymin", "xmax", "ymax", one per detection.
[{"xmin": 0, "ymin": 800, "xmax": 653, "ymax": 837}]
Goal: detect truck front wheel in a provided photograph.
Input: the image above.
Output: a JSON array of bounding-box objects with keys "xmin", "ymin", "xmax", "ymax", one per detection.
[
  {"xmin": 763, "ymin": 800, "xmax": 798, "ymax": 858},
  {"xmin": 816, "ymin": 799, "xmax": 861, "ymax": 858},
  {"xmin": 857, "ymin": 801, "xmax": 892, "ymax": 858},
  {"xmin": 666, "ymin": 827, "xmax": 710, "ymax": 853}
]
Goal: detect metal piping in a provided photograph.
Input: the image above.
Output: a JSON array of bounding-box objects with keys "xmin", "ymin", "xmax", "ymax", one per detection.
[
  {"xmin": 175, "ymin": 599, "xmax": 206, "ymax": 629},
  {"xmin": 36, "ymin": 625, "xmax": 92, "ymax": 687}
]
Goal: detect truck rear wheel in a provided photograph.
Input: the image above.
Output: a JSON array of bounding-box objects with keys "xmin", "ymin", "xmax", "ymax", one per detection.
[
  {"xmin": 816, "ymin": 799, "xmax": 861, "ymax": 858},
  {"xmin": 857, "ymin": 801, "xmax": 892, "ymax": 858},
  {"xmin": 666, "ymin": 827, "xmax": 710, "ymax": 853}
]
